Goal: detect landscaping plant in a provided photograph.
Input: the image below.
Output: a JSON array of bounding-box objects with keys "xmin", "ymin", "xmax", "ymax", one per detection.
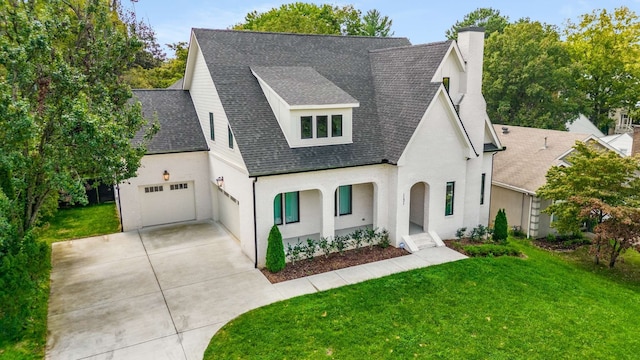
[
  {"xmin": 493, "ymin": 208, "xmax": 508, "ymax": 244},
  {"xmin": 266, "ymin": 225, "xmax": 286, "ymax": 272}
]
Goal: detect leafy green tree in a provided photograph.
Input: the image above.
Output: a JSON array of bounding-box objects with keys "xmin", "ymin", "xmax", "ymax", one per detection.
[
  {"xmin": 483, "ymin": 20, "xmax": 583, "ymax": 130},
  {"xmin": 493, "ymin": 209, "xmax": 508, "ymax": 244},
  {"xmin": 266, "ymin": 225, "xmax": 286, "ymax": 272},
  {"xmin": 446, "ymin": 7, "xmax": 509, "ymax": 40},
  {"xmin": 565, "ymin": 7, "xmax": 640, "ymax": 133},
  {"xmin": 537, "ymin": 141, "xmax": 640, "ymax": 237},
  {"xmin": 232, "ymin": 2, "xmax": 392, "ymax": 37},
  {"xmin": 0, "ymin": 0, "xmax": 154, "ymax": 237},
  {"xmin": 124, "ymin": 42, "xmax": 188, "ymax": 88}
]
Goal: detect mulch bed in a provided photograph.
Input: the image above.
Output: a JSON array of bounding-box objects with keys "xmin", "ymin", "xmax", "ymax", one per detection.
[
  {"xmin": 261, "ymin": 246, "xmax": 409, "ymax": 283},
  {"xmin": 531, "ymin": 239, "xmax": 587, "ymax": 251},
  {"xmin": 442, "ymin": 239, "xmax": 480, "ymax": 256}
]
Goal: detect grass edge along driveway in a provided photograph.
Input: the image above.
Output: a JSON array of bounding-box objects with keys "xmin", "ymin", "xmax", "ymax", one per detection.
[{"xmin": 206, "ymin": 241, "xmax": 640, "ymax": 359}]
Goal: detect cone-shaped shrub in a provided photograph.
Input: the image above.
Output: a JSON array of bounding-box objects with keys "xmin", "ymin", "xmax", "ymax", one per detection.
[
  {"xmin": 493, "ymin": 208, "xmax": 508, "ymax": 244},
  {"xmin": 266, "ymin": 225, "xmax": 285, "ymax": 272}
]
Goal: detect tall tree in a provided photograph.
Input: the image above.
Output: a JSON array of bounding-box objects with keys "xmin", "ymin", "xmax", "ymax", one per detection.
[
  {"xmin": 446, "ymin": 7, "xmax": 509, "ymax": 40},
  {"xmin": 537, "ymin": 141, "xmax": 640, "ymax": 236},
  {"xmin": 123, "ymin": 42, "xmax": 188, "ymax": 88},
  {"xmin": 359, "ymin": 9, "xmax": 393, "ymax": 37},
  {"xmin": 232, "ymin": 2, "xmax": 393, "ymax": 37},
  {"xmin": 0, "ymin": 0, "xmax": 154, "ymax": 236},
  {"xmin": 483, "ymin": 20, "xmax": 583, "ymax": 130},
  {"xmin": 565, "ymin": 7, "xmax": 640, "ymax": 133}
]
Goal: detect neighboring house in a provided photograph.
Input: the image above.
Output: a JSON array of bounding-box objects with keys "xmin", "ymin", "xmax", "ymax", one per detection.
[
  {"xmin": 117, "ymin": 28, "xmax": 503, "ymax": 267},
  {"xmin": 490, "ymin": 125, "xmax": 623, "ymax": 238},
  {"xmin": 567, "ymin": 114, "xmax": 633, "ymax": 156},
  {"xmin": 566, "ymin": 114, "xmax": 604, "ymax": 137}
]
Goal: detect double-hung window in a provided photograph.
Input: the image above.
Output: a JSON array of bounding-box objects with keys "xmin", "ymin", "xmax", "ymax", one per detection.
[
  {"xmin": 274, "ymin": 192, "xmax": 300, "ymax": 225},
  {"xmin": 445, "ymin": 181, "xmax": 455, "ymax": 216},
  {"xmin": 335, "ymin": 185, "xmax": 352, "ymax": 216}
]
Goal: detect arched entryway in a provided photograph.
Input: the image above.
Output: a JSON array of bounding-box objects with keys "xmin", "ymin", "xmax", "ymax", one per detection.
[{"xmin": 409, "ymin": 182, "xmax": 430, "ymax": 235}]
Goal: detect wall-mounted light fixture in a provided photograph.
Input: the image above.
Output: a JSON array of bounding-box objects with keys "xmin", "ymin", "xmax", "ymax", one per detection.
[
  {"xmin": 216, "ymin": 176, "xmax": 224, "ymax": 188},
  {"xmin": 163, "ymin": 170, "xmax": 170, "ymax": 181}
]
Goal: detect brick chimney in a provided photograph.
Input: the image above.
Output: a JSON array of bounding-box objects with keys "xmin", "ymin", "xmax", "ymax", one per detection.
[{"xmin": 633, "ymin": 125, "xmax": 640, "ymax": 157}]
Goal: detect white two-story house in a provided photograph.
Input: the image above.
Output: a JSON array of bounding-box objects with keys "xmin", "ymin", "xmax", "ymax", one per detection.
[{"xmin": 117, "ymin": 27, "xmax": 503, "ymax": 267}]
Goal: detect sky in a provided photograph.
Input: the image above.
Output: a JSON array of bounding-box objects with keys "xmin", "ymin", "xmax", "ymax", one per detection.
[{"xmin": 131, "ymin": 0, "xmax": 640, "ymax": 55}]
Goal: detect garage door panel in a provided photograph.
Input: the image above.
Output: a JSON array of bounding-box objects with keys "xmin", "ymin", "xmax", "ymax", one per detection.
[
  {"xmin": 217, "ymin": 187, "xmax": 240, "ymax": 238},
  {"xmin": 140, "ymin": 182, "xmax": 196, "ymax": 227}
]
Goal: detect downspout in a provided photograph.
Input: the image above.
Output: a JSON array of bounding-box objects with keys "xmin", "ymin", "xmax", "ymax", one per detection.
[
  {"xmin": 527, "ymin": 195, "xmax": 533, "ymax": 239},
  {"xmin": 252, "ymin": 177, "xmax": 259, "ymax": 268}
]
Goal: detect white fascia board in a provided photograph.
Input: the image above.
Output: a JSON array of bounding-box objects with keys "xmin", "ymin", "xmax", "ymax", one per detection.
[
  {"xmin": 182, "ymin": 31, "xmax": 200, "ymax": 90},
  {"xmin": 289, "ymin": 103, "xmax": 360, "ymax": 110},
  {"xmin": 430, "ymin": 42, "xmax": 466, "ymax": 83},
  {"xmin": 435, "ymin": 87, "xmax": 477, "ymax": 158}
]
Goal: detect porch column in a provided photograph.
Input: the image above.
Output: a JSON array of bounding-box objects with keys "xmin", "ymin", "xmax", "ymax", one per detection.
[{"xmin": 321, "ymin": 188, "xmax": 334, "ymax": 239}]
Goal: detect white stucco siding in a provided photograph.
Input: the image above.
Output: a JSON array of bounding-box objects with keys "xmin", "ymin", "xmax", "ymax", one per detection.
[
  {"xmin": 253, "ymin": 165, "xmax": 391, "ymax": 267},
  {"xmin": 397, "ymin": 93, "xmax": 470, "ymax": 240},
  {"xmin": 118, "ymin": 152, "xmax": 211, "ymax": 231},
  {"xmin": 187, "ymin": 40, "xmax": 247, "ymax": 170},
  {"xmin": 432, "ymin": 48, "xmax": 464, "ymax": 96}
]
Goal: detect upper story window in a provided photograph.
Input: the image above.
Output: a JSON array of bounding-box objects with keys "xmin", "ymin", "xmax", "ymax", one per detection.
[
  {"xmin": 301, "ymin": 116, "xmax": 313, "ymax": 139},
  {"xmin": 209, "ymin": 112, "xmax": 215, "ymax": 141},
  {"xmin": 228, "ymin": 125, "xmax": 234, "ymax": 149},
  {"xmin": 300, "ymin": 115, "xmax": 343, "ymax": 140},
  {"xmin": 332, "ymin": 115, "xmax": 343, "ymax": 137}
]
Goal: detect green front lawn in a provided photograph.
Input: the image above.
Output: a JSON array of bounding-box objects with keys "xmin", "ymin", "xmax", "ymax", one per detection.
[
  {"xmin": 205, "ymin": 240, "xmax": 640, "ymax": 359},
  {"xmin": 36, "ymin": 203, "xmax": 120, "ymax": 246}
]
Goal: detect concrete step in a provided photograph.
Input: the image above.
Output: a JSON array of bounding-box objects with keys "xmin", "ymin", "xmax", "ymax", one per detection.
[{"xmin": 411, "ymin": 232, "xmax": 437, "ymax": 250}]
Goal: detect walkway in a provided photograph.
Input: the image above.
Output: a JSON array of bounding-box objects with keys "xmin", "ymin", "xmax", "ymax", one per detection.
[{"xmin": 46, "ymin": 221, "xmax": 466, "ymax": 360}]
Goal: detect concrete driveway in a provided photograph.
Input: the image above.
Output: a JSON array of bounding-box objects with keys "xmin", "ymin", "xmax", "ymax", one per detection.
[
  {"xmin": 46, "ymin": 221, "xmax": 467, "ymax": 359},
  {"xmin": 46, "ymin": 221, "xmax": 283, "ymax": 360}
]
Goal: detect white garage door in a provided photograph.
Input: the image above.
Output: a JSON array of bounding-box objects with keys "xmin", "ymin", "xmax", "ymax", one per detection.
[
  {"xmin": 217, "ymin": 186, "xmax": 240, "ymax": 238},
  {"xmin": 140, "ymin": 182, "xmax": 196, "ymax": 227}
]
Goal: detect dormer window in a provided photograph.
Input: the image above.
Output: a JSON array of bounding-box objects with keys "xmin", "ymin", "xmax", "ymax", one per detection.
[
  {"xmin": 251, "ymin": 66, "xmax": 358, "ymax": 148},
  {"xmin": 332, "ymin": 115, "xmax": 343, "ymax": 137},
  {"xmin": 301, "ymin": 116, "xmax": 313, "ymax": 139},
  {"xmin": 300, "ymin": 115, "xmax": 344, "ymax": 139}
]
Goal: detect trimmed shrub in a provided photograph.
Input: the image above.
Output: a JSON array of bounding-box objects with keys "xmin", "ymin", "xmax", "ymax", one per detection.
[
  {"xmin": 266, "ymin": 225, "xmax": 285, "ymax": 272},
  {"xmin": 493, "ymin": 209, "xmax": 508, "ymax": 244},
  {"xmin": 462, "ymin": 243, "xmax": 521, "ymax": 257}
]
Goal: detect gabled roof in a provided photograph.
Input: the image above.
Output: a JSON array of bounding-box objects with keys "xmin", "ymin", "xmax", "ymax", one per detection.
[
  {"xmin": 492, "ymin": 124, "xmax": 593, "ymax": 194},
  {"xmin": 566, "ymin": 114, "xmax": 604, "ymax": 137},
  {"xmin": 191, "ymin": 29, "xmax": 458, "ymax": 176},
  {"xmin": 132, "ymin": 90, "xmax": 208, "ymax": 155},
  {"xmin": 369, "ymin": 41, "xmax": 452, "ymax": 162},
  {"xmin": 250, "ymin": 66, "xmax": 358, "ymax": 108}
]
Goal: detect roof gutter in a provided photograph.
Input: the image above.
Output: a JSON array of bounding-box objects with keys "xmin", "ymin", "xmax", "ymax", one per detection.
[{"xmin": 248, "ymin": 159, "xmax": 395, "ymax": 178}]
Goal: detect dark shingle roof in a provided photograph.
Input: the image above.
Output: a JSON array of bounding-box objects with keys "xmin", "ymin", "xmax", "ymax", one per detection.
[
  {"xmin": 192, "ymin": 29, "xmax": 450, "ymax": 176},
  {"xmin": 370, "ymin": 42, "xmax": 452, "ymax": 162},
  {"xmin": 251, "ymin": 66, "xmax": 358, "ymax": 106},
  {"xmin": 132, "ymin": 89, "xmax": 208, "ymax": 154}
]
